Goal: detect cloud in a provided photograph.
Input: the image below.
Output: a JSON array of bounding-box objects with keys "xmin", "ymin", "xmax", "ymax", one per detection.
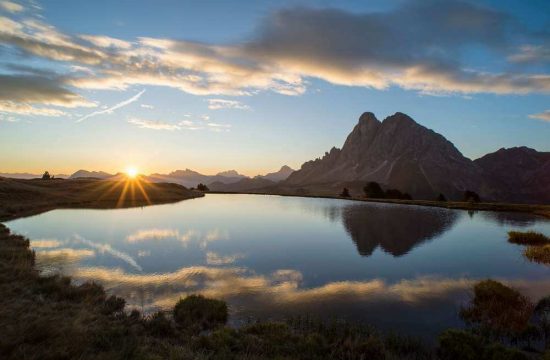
[
  {"xmin": 207, "ymin": 98, "xmax": 250, "ymax": 110},
  {"xmin": 127, "ymin": 228, "xmax": 180, "ymax": 242},
  {"xmin": 74, "ymin": 234, "xmax": 142, "ymax": 271},
  {"xmin": 79, "ymin": 34, "xmax": 132, "ymax": 49},
  {"xmin": 509, "ymin": 45, "xmax": 550, "ymax": 64},
  {"xmin": 128, "ymin": 117, "xmax": 182, "ymax": 131},
  {"xmin": 529, "ymin": 110, "xmax": 550, "ymax": 122},
  {"xmin": 0, "ymin": 1, "xmax": 23, "ymax": 13},
  {"xmin": 77, "ymin": 89, "xmax": 145, "ymax": 122},
  {"xmin": 0, "ymin": 0, "xmax": 549, "ymax": 114},
  {"xmin": 127, "ymin": 116, "xmax": 231, "ymax": 132},
  {"xmin": 140, "ymin": 104, "xmax": 154, "ymax": 109},
  {"xmin": 0, "ymin": 101, "xmax": 66, "ymax": 116},
  {"xmin": 31, "ymin": 239, "xmax": 62, "ymax": 248},
  {"xmin": 0, "ymin": 73, "xmax": 95, "ymax": 108},
  {"xmin": 206, "ymin": 251, "xmax": 244, "ymax": 265},
  {"xmin": 68, "ymin": 263, "xmax": 550, "ymax": 315},
  {"xmin": 241, "ymin": 4, "xmax": 550, "ymax": 95}
]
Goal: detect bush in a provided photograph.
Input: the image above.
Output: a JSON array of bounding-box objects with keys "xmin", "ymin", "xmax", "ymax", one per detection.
[
  {"xmin": 173, "ymin": 294, "xmax": 228, "ymax": 332},
  {"xmin": 42, "ymin": 171, "xmax": 51, "ymax": 180},
  {"xmin": 460, "ymin": 280, "xmax": 534, "ymax": 339},
  {"xmin": 437, "ymin": 193, "xmax": 447, "ymax": 202},
  {"xmin": 340, "ymin": 187, "xmax": 350, "ymax": 197},
  {"xmin": 145, "ymin": 311, "xmax": 174, "ymax": 337},
  {"xmin": 363, "ymin": 182, "xmax": 385, "ymax": 198},
  {"xmin": 101, "ymin": 295, "xmax": 126, "ymax": 315},
  {"xmin": 463, "ymin": 190, "xmax": 481, "ymax": 202},
  {"xmin": 196, "ymin": 183, "xmax": 210, "ymax": 192},
  {"xmin": 508, "ymin": 231, "xmax": 549, "ymax": 245},
  {"xmin": 387, "ymin": 189, "xmax": 413, "ymax": 200},
  {"xmin": 438, "ymin": 329, "xmax": 484, "ymax": 360}
]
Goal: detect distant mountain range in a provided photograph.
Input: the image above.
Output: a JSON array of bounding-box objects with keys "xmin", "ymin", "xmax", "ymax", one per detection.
[
  {"xmin": 63, "ymin": 166, "xmax": 296, "ymax": 189},
  {"xmin": 0, "ymin": 172, "xmax": 69, "ymax": 179},
  {"xmin": 1, "ymin": 112, "xmax": 547, "ymax": 204},
  {"xmin": 283, "ymin": 112, "xmax": 549, "ymax": 204}
]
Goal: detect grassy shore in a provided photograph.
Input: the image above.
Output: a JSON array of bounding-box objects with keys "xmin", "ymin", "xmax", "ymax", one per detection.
[
  {"xmin": 209, "ymin": 191, "xmax": 550, "ymax": 219},
  {"xmin": 0, "ymin": 176, "xmax": 203, "ymax": 222}
]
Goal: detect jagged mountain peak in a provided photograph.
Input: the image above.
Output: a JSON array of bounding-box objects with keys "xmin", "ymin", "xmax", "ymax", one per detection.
[{"xmin": 286, "ymin": 111, "xmax": 481, "ymax": 199}]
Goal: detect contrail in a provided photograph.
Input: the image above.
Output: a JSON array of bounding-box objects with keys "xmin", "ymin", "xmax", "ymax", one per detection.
[{"xmin": 76, "ymin": 89, "xmax": 145, "ymax": 123}]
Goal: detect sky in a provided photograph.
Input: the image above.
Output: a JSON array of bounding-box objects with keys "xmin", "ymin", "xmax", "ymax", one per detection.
[{"xmin": 0, "ymin": 0, "xmax": 549, "ymax": 176}]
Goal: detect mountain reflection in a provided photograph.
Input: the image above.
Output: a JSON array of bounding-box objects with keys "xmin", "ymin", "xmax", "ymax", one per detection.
[{"xmin": 341, "ymin": 204, "xmax": 459, "ymax": 256}]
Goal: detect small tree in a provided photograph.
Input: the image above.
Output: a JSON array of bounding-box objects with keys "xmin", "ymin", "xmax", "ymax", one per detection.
[
  {"xmin": 42, "ymin": 171, "xmax": 51, "ymax": 180},
  {"xmin": 196, "ymin": 183, "xmax": 209, "ymax": 192},
  {"xmin": 463, "ymin": 190, "xmax": 480, "ymax": 203},
  {"xmin": 340, "ymin": 188, "xmax": 350, "ymax": 198},
  {"xmin": 363, "ymin": 181, "xmax": 385, "ymax": 198},
  {"xmin": 437, "ymin": 193, "xmax": 447, "ymax": 202}
]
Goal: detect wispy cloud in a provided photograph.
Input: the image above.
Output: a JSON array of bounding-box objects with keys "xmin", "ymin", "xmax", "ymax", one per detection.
[
  {"xmin": 0, "ymin": 1, "xmax": 23, "ymax": 13},
  {"xmin": 74, "ymin": 234, "xmax": 142, "ymax": 271},
  {"xmin": 208, "ymin": 99, "xmax": 250, "ymax": 110},
  {"xmin": 76, "ymin": 89, "xmax": 145, "ymax": 123},
  {"xmin": 127, "ymin": 117, "xmax": 181, "ymax": 131},
  {"xmin": 528, "ymin": 110, "xmax": 550, "ymax": 122},
  {"xmin": 127, "ymin": 115, "xmax": 231, "ymax": 132},
  {"xmin": 140, "ymin": 104, "xmax": 154, "ymax": 109},
  {"xmin": 206, "ymin": 251, "xmax": 245, "ymax": 265}
]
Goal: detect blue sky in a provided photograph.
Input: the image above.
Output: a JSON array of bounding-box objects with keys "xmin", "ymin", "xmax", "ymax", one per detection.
[{"xmin": 0, "ymin": 0, "xmax": 548, "ymax": 176}]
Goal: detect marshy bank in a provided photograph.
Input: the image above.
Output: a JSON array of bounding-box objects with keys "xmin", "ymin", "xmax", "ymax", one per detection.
[
  {"xmin": 508, "ymin": 231, "xmax": 550, "ymax": 266},
  {"xmin": 1, "ymin": 224, "xmax": 549, "ymax": 359}
]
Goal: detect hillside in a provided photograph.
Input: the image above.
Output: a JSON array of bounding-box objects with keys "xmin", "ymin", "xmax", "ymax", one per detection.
[{"xmin": 0, "ymin": 177, "xmax": 203, "ymax": 221}]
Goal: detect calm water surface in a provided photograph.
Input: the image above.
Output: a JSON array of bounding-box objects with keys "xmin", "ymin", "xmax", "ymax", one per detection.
[{"xmin": 5, "ymin": 194, "xmax": 550, "ymax": 339}]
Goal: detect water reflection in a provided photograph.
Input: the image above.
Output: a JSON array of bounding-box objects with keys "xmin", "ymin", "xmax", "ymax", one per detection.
[
  {"xmin": 341, "ymin": 205, "xmax": 459, "ymax": 256},
  {"xmin": 479, "ymin": 211, "xmax": 541, "ymax": 227},
  {"xmin": 6, "ymin": 194, "xmax": 550, "ymax": 339}
]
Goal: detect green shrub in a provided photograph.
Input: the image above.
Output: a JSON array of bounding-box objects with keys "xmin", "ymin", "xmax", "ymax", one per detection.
[{"xmin": 173, "ymin": 294, "xmax": 228, "ymax": 332}]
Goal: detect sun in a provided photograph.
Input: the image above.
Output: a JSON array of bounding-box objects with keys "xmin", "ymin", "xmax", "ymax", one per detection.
[{"xmin": 126, "ymin": 167, "xmax": 138, "ymax": 178}]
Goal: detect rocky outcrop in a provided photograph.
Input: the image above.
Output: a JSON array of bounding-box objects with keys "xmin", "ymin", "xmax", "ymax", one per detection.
[{"xmin": 286, "ymin": 112, "xmax": 483, "ymax": 200}]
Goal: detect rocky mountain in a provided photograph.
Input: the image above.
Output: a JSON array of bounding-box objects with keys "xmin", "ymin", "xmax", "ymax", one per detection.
[
  {"xmin": 70, "ymin": 170, "xmax": 113, "ymax": 179},
  {"xmin": 286, "ymin": 112, "xmax": 483, "ymax": 200},
  {"xmin": 147, "ymin": 169, "xmax": 247, "ymax": 188},
  {"xmin": 215, "ymin": 170, "xmax": 247, "ymax": 178},
  {"xmin": 209, "ymin": 177, "xmax": 276, "ymax": 192},
  {"xmin": 474, "ymin": 147, "xmax": 550, "ymax": 204},
  {"xmin": 260, "ymin": 165, "xmax": 295, "ymax": 182}
]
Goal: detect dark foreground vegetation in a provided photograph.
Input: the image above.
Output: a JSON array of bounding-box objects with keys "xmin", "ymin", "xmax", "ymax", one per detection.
[
  {"xmin": 1, "ymin": 224, "xmax": 549, "ymax": 359},
  {"xmin": 508, "ymin": 231, "xmax": 550, "ymax": 266},
  {"xmin": 0, "ymin": 176, "xmax": 203, "ymax": 221}
]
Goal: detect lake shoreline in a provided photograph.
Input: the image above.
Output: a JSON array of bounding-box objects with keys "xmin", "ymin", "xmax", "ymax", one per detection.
[
  {"xmin": 0, "ymin": 177, "xmax": 204, "ymax": 222},
  {"xmin": 208, "ymin": 191, "xmax": 550, "ymax": 219}
]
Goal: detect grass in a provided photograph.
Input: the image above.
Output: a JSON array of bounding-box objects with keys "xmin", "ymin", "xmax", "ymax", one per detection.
[
  {"xmin": 0, "ymin": 176, "xmax": 203, "ymax": 222},
  {"xmin": 524, "ymin": 245, "xmax": 550, "ymax": 265},
  {"xmin": 508, "ymin": 231, "xmax": 550, "ymax": 245}
]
